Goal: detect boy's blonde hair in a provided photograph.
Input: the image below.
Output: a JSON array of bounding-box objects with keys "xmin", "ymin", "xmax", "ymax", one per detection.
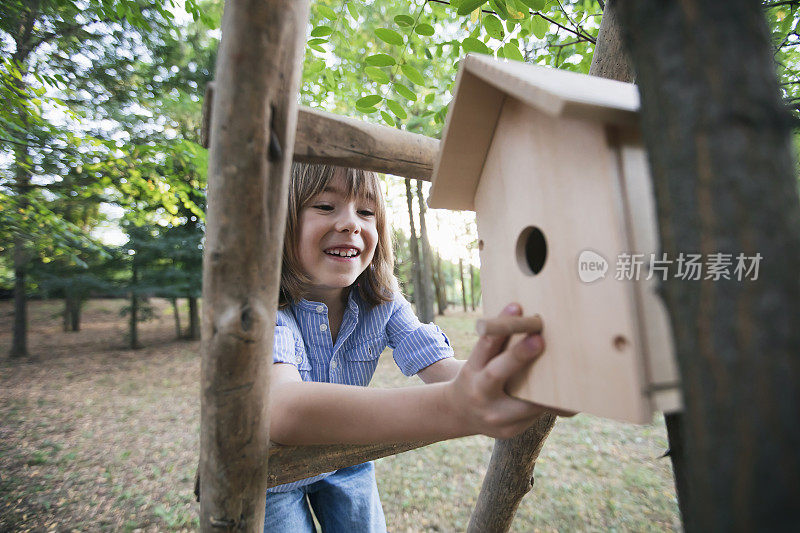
[{"xmin": 280, "ymin": 162, "xmax": 397, "ymax": 308}]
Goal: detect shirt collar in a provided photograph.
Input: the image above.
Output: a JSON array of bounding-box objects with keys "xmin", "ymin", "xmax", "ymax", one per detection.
[{"xmin": 294, "ymin": 289, "xmax": 360, "ymax": 317}]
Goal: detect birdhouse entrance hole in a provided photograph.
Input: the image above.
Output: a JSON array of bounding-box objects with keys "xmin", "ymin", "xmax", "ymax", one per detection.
[{"xmin": 516, "ymin": 226, "xmax": 548, "ymax": 276}]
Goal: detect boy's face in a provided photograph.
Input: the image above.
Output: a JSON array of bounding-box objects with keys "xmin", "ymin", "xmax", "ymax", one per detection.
[{"xmin": 297, "ymin": 172, "xmax": 379, "ymax": 302}]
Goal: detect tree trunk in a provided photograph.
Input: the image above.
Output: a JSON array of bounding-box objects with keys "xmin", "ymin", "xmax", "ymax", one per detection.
[
  {"xmin": 432, "ymin": 253, "xmax": 447, "ymax": 315},
  {"xmin": 188, "ymin": 296, "xmax": 200, "ymax": 340},
  {"xmin": 415, "ymin": 181, "xmax": 435, "ymax": 323},
  {"xmin": 10, "ymin": 237, "xmax": 28, "ymax": 358},
  {"xmin": 69, "ymin": 297, "xmax": 80, "ymax": 332},
  {"xmin": 199, "ymin": 0, "xmax": 309, "ymax": 530},
  {"xmin": 63, "ymin": 297, "xmax": 70, "ymax": 333},
  {"xmin": 130, "ymin": 261, "xmax": 140, "ymax": 350},
  {"xmin": 467, "ymin": 3, "xmax": 634, "ymax": 530},
  {"xmin": 404, "ymin": 178, "xmax": 422, "ymax": 305},
  {"xmin": 172, "ymin": 298, "xmax": 182, "ymax": 339},
  {"xmin": 459, "ymin": 258, "xmax": 467, "ymax": 312},
  {"xmin": 470, "ymin": 263, "xmax": 476, "ymax": 311},
  {"xmin": 617, "ymin": 1, "xmax": 800, "ymax": 529}
]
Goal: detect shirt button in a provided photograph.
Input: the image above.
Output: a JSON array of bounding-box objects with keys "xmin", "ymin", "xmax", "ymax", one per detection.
[
  {"xmin": 295, "ymin": 355, "xmax": 302, "ymax": 364},
  {"xmin": 320, "ymin": 323, "xmax": 328, "ymax": 332},
  {"xmin": 316, "ymin": 305, "xmax": 324, "ymax": 313},
  {"xmin": 330, "ymin": 360, "xmax": 338, "ymax": 369}
]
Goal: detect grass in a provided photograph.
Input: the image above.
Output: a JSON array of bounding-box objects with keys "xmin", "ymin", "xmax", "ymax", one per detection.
[{"xmin": 0, "ymin": 299, "xmax": 679, "ymax": 531}]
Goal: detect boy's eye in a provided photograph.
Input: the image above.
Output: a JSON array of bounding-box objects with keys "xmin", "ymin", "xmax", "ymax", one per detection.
[
  {"xmin": 358, "ymin": 209, "xmax": 375, "ymax": 217},
  {"xmin": 313, "ymin": 204, "xmax": 334, "ymax": 211}
]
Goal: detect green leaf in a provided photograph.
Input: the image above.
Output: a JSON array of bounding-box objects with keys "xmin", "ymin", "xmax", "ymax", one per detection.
[
  {"xmin": 310, "ymin": 26, "xmax": 333, "ymax": 37},
  {"xmin": 394, "ymin": 14, "xmax": 414, "ymax": 27},
  {"xmin": 415, "ymin": 23, "xmax": 435, "ymax": 36},
  {"xmin": 531, "ymin": 15, "xmax": 548, "ymax": 39},
  {"xmin": 309, "ymin": 44, "xmax": 325, "ymax": 53},
  {"xmin": 307, "ymin": 38, "xmax": 328, "ymax": 45},
  {"xmin": 380, "ymin": 111, "xmax": 395, "ymax": 126},
  {"xmin": 489, "ymin": 0, "xmax": 509, "ymax": 19},
  {"xmin": 483, "ymin": 14, "xmax": 504, "ymax": 39},
  {"xmin": 520, "ymin": 0, "xmax": 545, "ymax": 10},
  {"xmin": 462, "ymin": 37, "xmax": 491, "ymax": 55},
  {"xmin": 503, "ymin": 42, "xmax": 524, "ymax": 61},
  {"xmin": 318, "ymin": 5, "xmax": 337, "ymax": 20},
  {"xmin": 385, "ymin": 99, "xmax": 408, "ymax": 120},
  {"xmin": 365, "ymin": 54, "xmax": 396, "ymax": 66},
  {"xmin": 375, "ymin": 28, "xmax": 404, "ymax": 46},
  {"xmin": 356, "ymin": 94, "xmax": 382, "ymax": 108},
  {"xmin": 365, "ymin": 66, "xmax": 390, "ymax": 83},
  {"xmin": 347, "ymin": 2, "xmax": 359, "ymax": 18},
  {"xmin": 457, "ymin": 0, "xmax": 486, "ymax": 16},
  {"xmin": 424, "ymin": 93, "xmax": 435, "ymax": 104},
  {"xmin": 394, "ymin": 84, "xmax": 417, "ymax": 101},
  {"xmin": 401, "ymin": 64, "xmax": 426, "ymax": 86}
]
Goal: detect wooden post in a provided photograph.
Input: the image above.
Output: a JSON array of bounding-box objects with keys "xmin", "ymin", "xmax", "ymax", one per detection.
[
  {"xmin": 199, "ymin": 0, "xmax": 309, "ymax": 530},
  {"xmin": 617, "ymin": 0, "xmax": 800, "ymax": 529},
  {"xmin": 467, "ymin": 415, "xmax": 556, "ymax": 532},
  {"xmin": 466, "ymin": 3, "xmax": 633, "ymax": 530}
]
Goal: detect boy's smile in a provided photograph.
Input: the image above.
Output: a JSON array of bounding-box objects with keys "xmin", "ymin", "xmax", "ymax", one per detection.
[{"xmin": 298, "ymin": 174, "xmax": 378, "ymax": 304}]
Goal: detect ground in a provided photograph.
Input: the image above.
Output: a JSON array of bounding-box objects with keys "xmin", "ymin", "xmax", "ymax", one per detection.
[{"xmin": 0, "ymin": 298, "xmax": 680, "ymax": 531}]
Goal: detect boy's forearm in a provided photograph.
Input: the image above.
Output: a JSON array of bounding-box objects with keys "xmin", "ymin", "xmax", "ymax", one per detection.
[
  {"xmin": 416, "ymin": 356, "xmax": 465, "ymax": 384},
  {"xmin": 270, "ymin": 381, "xmax": 468, "ymax": 445}
]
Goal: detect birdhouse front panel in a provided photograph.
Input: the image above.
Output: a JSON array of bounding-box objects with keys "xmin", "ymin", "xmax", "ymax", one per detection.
[
  {"xmin": 473, "ymin": 96, "xmax": 651, "ymax": 423},
  {"xmin": 429, "ymin": 55, "xmax": 681, "ymax": 424}
]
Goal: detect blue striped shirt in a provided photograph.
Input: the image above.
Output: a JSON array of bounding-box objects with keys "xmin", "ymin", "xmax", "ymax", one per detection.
[{"xmin": 268, "ymin": 290, "xmax": 454, "ymax": 492}]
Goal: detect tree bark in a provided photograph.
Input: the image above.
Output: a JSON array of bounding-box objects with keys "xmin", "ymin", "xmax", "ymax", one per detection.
[
  {"xmin": 404, "ymin": 178, "xmax": 423, "ymax": 306},
  {"xmin": 188, "ymin": 296, "xmax": 200, "ymax": 340},
  {"xmin": 616, "ymin": 1, "xmax": 800, "ymax": 530},
  {"xmin": 172, "ymin": 298, "xmax": 182, "ymax": 339},
  {"xmin": 199, "ymin": 0, "xmax": 309, "ymax": 530},
  {"xmin": 467, "ymin": 4, "xmax": 634, "ymax": 530},
  {"xmin": 415, "ymin": 181, "xmax": 435, "ymax": 323}
]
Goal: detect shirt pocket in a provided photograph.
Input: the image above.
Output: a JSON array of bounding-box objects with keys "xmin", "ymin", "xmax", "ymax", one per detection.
[{"xmin": 341, "ymin": 334, "xmax": 386, "ymax": 386}]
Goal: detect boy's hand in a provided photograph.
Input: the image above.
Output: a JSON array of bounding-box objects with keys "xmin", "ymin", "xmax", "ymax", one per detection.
[{"xmin": 444, "ymin": 303, "xmax": 552, "ymax": 439}]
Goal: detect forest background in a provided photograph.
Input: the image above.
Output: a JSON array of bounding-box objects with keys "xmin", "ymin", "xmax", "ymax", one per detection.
[
  {"xmin": 2, "ymin": 0, "xmax": 800, "ymax": 530},
  {"xmin": 2, "ymin": 0, "xmax": 799, "ymax": 353}
]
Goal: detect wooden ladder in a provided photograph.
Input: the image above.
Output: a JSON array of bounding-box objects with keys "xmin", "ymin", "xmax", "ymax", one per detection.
[{"xmin": 197, "ymin": 1, "xmax": 627, "ymax": 530}]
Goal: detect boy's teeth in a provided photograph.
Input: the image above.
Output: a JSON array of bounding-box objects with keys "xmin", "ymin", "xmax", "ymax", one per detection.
[{"xmin": 326, "ymin": 248, "xmax": 358, "ymax": 257}]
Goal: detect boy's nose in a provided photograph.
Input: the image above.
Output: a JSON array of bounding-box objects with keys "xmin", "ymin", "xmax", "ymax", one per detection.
[{"xmin": 335, "ymin": 207, "xmax": 360, "ymax": 234}]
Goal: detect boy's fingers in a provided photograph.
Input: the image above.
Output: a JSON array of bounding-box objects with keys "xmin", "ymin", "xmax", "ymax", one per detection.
[
  {"xmin": 478, "ymin": 334, "xmax": 545, "ymax": 392},
  {"xmin": 468, "ymin": 303, "xmax": 523, "ymax": 369}
]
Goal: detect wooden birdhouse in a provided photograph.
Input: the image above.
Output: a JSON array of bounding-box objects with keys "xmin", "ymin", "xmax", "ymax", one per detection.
[{"xmin": 429, "ymin": 55, "xmax": 681, "ymax": 424}]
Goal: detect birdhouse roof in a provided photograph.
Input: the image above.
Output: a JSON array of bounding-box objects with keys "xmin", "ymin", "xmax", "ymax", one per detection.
[{"xmin": 429, "ymin": 54, "xmax": 641, "ymax": 211}]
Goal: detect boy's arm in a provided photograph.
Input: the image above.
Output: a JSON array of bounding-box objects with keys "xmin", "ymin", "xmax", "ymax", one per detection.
[
  {"xmin": 270, "ymin": 303, "xmax": 550, "ymax": 446},
  {"xmin": 416, "ymin": 357, "xmax": 465, "ymax": 384}
]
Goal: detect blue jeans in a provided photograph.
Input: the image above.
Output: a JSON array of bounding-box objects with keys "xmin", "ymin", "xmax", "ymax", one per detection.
[{"xmin": 264, "ymin": 462, "xmax": 387, "ymax": 532}]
